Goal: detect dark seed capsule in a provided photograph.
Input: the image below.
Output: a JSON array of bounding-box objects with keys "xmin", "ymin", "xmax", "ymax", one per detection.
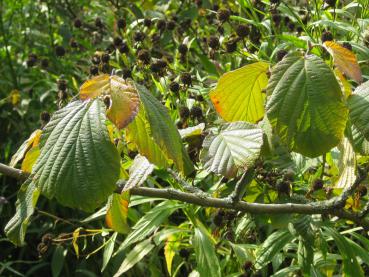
[
  {"xmin": 40, "ymin": 111, "xmax": 50, "ymax": 124},
  {"xmin": 137, "ymin": 49, "xmax": 151, "ymax": 64},
  {"xmin": 236, "ymin": 24, "xmax": 250, "ymax": 38},
  {"xmin": 90, "ymin": 65, "xmax": 99, "ymax": 75},
  {"xmin": 208, "ymin": 36, "xmax": 220, "ymax": 49},
  {"xmin": 169, "ymin": 81, "xmax": 180, "ymax": 93},
  {"xmin": 101, "ymin": 53, "xmax": 110, "ymax": 63},
  {"xmin": 321, "ymin": 30, "xmax": 333, "ymax": 42},
  {"xmin": 179, "ymin": 106, "xmax": 190, "ymax": 120},
  {"xmin": 117, "ymin": 18, "xmax": 126, "ymax": 29},
  {"xmin": 180, "ymin": 72, "xmax": 192, "ymax": 86},
  {"xmin": 217, "ymin": 8, "xmax": 231, "ymax": 22},
  {"xmin": 74, "ymin": 18, "xmax": 82, "ymax": 28},
  {"xmin": 276, "ymin": 49, "xmax": 288, "ymax": 61},
  {"xmin": 55, "ymin": 45, "xmax": 66, "ymax": 57}
]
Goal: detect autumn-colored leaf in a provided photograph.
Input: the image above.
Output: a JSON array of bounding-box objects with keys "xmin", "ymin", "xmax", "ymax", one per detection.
[
  {"xmin": 210, "ymin": 62, "xmax": 269, "ymax": 123},
  {"xmin": 79, "ymin": 74, "xmax": 140, "ymax": 129},
  {"xmin": 324, "ymin": 41, "xmax": 362, "ymax": 84},
  {"xmin": 105, "ymin": 192, "xmax": 130, "ymax": 234},
  {"xmin": 10, "ymin": 129, "xmax": 42, "ymax": 167}
]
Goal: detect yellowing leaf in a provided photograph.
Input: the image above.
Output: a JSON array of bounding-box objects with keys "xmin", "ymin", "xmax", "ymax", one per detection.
[
  {"xmin": 335, "ymin": 137, "xmax": 356, "ymax": 189},
  {"xmin": 105, "ymin": 192, "xmax": 130, "ymax": 234},
  {"xmin": 107, "ymin": 77, "xmax": 140, "ymax": 129},
  {"xmin": 324, "ymin": 41, "xmax": 362, "ymax": 84},
  {"xmin": 10, "ymin": 129, "xmax": 42, "ymax": 167},
  {"xmin": 210, "ymin": 62, "xmax": 269, "ymax": 123},
  {"xmin": 79, "ymin": 74, "xmax": 140, "ymax": 129},
  {"xmin": 334, "ymin": 68, "xmax": 352, "ymax": 98},
  {"xmin": 9, "ymin": 89, "xmax": 21, "ymax": 106},
  {"xmin": 72, "ymin": 228, "xmax": 81, "ymax": 258},
  {"xmin": 164, "ymin": 235, "xmax": 179, "ymax": 276},
  {"xmin": 21, "ymin": 146, "xmax": 40, "ymax": 173},
  {"xmin": 80, "ymin": 74, "xmax": 110, "ymax": 100}
]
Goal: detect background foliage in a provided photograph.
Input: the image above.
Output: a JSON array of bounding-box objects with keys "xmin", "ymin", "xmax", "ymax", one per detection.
[{"xmin": 2, "ymin": 0, "xmax": 369, "ymax": 276}]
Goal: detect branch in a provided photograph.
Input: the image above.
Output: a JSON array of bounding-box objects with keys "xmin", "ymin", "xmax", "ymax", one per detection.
[{"xmin": 1, "ymin": 162, "xmax": 369, "ymax": 229}]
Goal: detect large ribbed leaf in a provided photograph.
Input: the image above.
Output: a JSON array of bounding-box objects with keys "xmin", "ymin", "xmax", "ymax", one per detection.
[
  {"xmin": 201, "ymin": 122, "xmax": 263, "ymax": 178},
  {"xmin": 136, "ymin": 84, "xmax": 194, "ymax": 176},
  {"xmin": 210, "ymin": 62, "xmax": 269, "ymax": 123},
  {"xmin": 266, "ymin": 53, "xmax": 348, "ymax": 157},
  {"xmin": 31, "ymin": 100, "xmax": 121, "ymax": 211},
  {"xmin": 348, "ymin": 80, "xmax": 369, "ymax": 140}
]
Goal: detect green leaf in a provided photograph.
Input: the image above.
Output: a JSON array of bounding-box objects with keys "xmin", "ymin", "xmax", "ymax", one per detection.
[
  {"xmin": 323, "ymin": 227, "xmax": 364, "ymax": 277},
  {"xmin": 266, "ymin": 53, "xmax": 348, "ymax": 157},
  {"xmin": 4, "ymin": 179, "xmax": 40, "ymax": 245},
  {"xmin": 113, "ymin": 238, "xmax": 155, "ymax": 277},
  {"xmin": 210, "ymin": 62, "xmax": 269, "ymax": 123},
  {"xmin": 114, "ymin": 201, "xmax": 182, "ymax": 254},
  {"xmin": 193, "ymin": 228, "xmax": 221, "ymax": 277},
  {"xmin": 126, "ymin": 104, "xmax": 170, "ymax": 168},
  {"xmin": 136, "ymin": 84, "xmax": 194, "ymax": 176},
  {"xmin": 105, "ymin": 192, "xmax": 130, "ymax": 234},
  {"xmin": 102, "ymin": 232, "xmax": 117, "ymax": 272},
  {"xmin": 255, "ymin": 230, "xmax": 294, "ymax": 269},
  {"xmin": 348, "ymin": 80, "xmax": 369, "ymax": 140},
  {"xmin": 201, "ymin": 122, "xmax": 263, "ymax": 178},
  {"xmin": 31, "ymin": 100, "xmax": 121, "ymax": 211},
  {"xmin": 123, "ymin": 155, "xmax": 154, "ymax": 192},
  {"xmin": 52, "ymin": 245, "xmax": 66, "ymax": 277}
]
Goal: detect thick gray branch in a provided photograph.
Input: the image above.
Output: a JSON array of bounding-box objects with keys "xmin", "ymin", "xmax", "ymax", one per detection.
[{"xmin": 1, "ymin": 162, "xmax": 369, "ymax": 229}]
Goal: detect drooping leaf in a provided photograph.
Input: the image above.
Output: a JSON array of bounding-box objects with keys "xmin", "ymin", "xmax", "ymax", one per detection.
[
  {"xmin": 10, "ymin": 129, "xmax": 42, "ymax": 167},
  {"xmin": 201, "ymin": 122, "xmax": 263, "ymax": 178},
  {"xmin": 348, "ymin": 80, "xmax": 369, "ymax": 141},
  {"xmin": 335, "ymin": 137, "xmax": 356, "ymax": 188},
  {"xmin": 324, "ymin": 41, "xmax": 362, "ymax": 84},
  {"xmin": 51, "ymin": 245, "xmax": 66, "ymax": 277},
  {"xmin": 114, "ymin": 201, "xmax": 182, "ymax": 254},
  {"xmin": 165, "ymin": 234, "xmax": 180, "ymax": 276},
  {"xmin": 4, "ymin": 179, "xmax": 40, "ymax": 245},
  {"xmin": 113, "ymin": 238, "xmax": 155, "ymax": 277},
  {"xmin": 255, "ymin": 230, "xmax": 294, "ymax": 269},
  {"xmin": 31, "ymin": 100, "xmax": 121, "ymax": 211},
  {"xmin": 193, "ymin": 228, "xmax": 221, "ymax": 277},
  {"xmin": 102, "ymin": 232, "xmax": 117, "ymax": 272},
  {"xmin": 126, "ymin": 105, "xmax": 170, "ymax": 168},
  {"xmin": 79, "ymin": 74, "xmax": 140, "ymax": 129},
  {"xmin": 266, "ymin": 53, "xmax": 348, "ymax": 157},
  {"xmin": 105, "ymin": 192, "xmax": 130, "ymax": 234},
  {"xmin": 123, "ymin": 155, "xmax": 154, "ymax": 192},
  {"xmin": 323, "ymin": 227, "xmax": 364, "ymax": 277},
  {"xmin": 137, "ymin": 84, "xmax": 194, "ymax": 176},
  {"xmin": 210, "ymin": 62, "xmax": 269, "ymax": 123}
]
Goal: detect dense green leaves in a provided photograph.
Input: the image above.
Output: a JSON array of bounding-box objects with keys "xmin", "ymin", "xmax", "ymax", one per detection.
[
  {"xmin": 201, "ymin": 122, "xmax": 263, "ymax": 178},
  {"xmin": 266, "ymin": 53, "xmax": 348, "ymax": 157},
  {"xmin": 31, "ymin": 100, "xmax": 121, "ymax": 211},
  {"xmin": 113, "ymin": 239, "xmax": 155, "ymax": 277}
]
